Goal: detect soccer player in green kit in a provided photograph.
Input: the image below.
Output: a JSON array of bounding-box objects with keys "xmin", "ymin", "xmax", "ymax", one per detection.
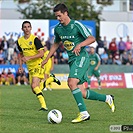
[
  {"xmin": 42, "ymin": 3, "xmax": 115, "ymax": 123},
  {"xmin": 88, "ymin": 46, "xmax": 101, "ymax": 90}
]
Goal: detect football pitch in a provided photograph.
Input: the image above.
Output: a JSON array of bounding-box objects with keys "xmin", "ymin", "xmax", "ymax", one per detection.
[{"xmin": 0, "ymin": 85, "xmax": 132, "ymax": 133}]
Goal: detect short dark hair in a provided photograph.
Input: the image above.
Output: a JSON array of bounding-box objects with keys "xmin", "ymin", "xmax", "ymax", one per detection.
[
  {"xmin": 22, "ymin": 21, "xmax": 31, "ymax": 28},
  {"xmin": 53, "ymin": 3, "xmax": 68, "ymax": 14}
]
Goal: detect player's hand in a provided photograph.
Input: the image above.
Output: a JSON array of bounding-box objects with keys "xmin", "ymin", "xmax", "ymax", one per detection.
[
  {"xmin": 72, "ymin": 44, "xmax": 81, "ymax": 56},
  {"xmin": 50, "ymin": 67, "xmax": 53, "ymax": 71},
  {"xmin": 94, "ymin": 67, "xmax": 98, "ymax": 70},
  {"xmin": 41, "ymin": 59, "xmax": 48, "ymax": 68}
]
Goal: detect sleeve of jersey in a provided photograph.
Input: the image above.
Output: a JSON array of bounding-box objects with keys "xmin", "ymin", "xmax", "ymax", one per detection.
[
  {"xmin": 34, "ymin": 37, "xmax": 44, "ymax": 50},
  {"xmin": 54, "ymin": 27, "xmax": 61, "ymax": 43},
  {"xmin": 75, "ymin": 21, "xmax": 92, "ymax": 38},
  {"xmin": 96, "ymin": 53, "xmax": 101, "ymax": 61},
  {"xmin": 16, "ymin": 41, "xmax": 22, "ymax": 52}
]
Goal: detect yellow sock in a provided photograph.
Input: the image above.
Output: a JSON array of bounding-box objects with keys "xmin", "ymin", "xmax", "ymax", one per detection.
[
  {"xmin": 5, "ymin": 81, "xmax": 10, "ymax": 86},
  {"xmin": 40, "ymin": 81, "xmax": 44, "ymax": 91},
  {"xmin": 34, "ymin": 86, "xmax": 47, "ymax": 109}
]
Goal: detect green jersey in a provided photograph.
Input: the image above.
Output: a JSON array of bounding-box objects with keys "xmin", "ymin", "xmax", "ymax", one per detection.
[
  {"xmin": 89, "ymin": 53, "xmax": 101, "ymax": 68},
  {"xmin": 54, "ymin": 20, "xmax": 92, "ymax": 63}
]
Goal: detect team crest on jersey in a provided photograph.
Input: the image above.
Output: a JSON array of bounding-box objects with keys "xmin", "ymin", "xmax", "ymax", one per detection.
[
  {"xmin": 71, "ymin": 24, "xmax": 74, "ymax": 29},
  {"xmin": 29, "ymin": 41, "xmax": 32, "ymax": 45},
  {"xmin": 64, "ymin": 40, "xmax": 74, "ymax": 51}
]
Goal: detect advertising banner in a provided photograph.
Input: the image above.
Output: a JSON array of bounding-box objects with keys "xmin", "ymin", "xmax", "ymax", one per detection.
[
  {"xmin": 90, "ymin": 73, "xmax": 126, "ymax": 89},
  {"xmin": 51, "ymin": 73, "xmax": 128, "ymax": 89},
  {"xmin": 0, "ymin": 19, "xmax": 49, "ymax": 41},
  {"xmin": 0, "ymin": 64, "xmax": 28, "ymax": 77},
  {"xmin": 100, "ymin": 21, "xmax": 133, "ymax": 42},
  {"xmin": 49, "ymin": 20, "xmax": 96, "ymax": 39},
  {"xmin": 124, "ymin": 73, "xmax": 133, "ymax": 88}
]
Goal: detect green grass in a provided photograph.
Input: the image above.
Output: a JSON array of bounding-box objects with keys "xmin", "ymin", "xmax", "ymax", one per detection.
[{"xmin": 0, "ymin": 85, "xmax": 133, "ymax": 133}]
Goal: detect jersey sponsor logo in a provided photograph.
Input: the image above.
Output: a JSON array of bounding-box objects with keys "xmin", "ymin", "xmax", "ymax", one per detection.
[
  {"xmin": 60, "ymin": 35, "xmax": 75, "ymax": 39},
  {"xmin": 63, "ymin": 40, "xmax": 74, "ymax": 51},
  {"xmin": 22, "ymin": 47, "xmax": 34, "ymax": 51},
  {"xmin": 90, "ymin": 60, "xmax": 96, "ymax": 65}
]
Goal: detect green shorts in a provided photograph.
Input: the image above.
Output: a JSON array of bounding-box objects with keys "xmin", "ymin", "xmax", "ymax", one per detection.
[
  {"xmin": 68, "ymin": 56, "xmax": 90, "ymax": 85},
  {"xmin": 88, "ymin": 68, "xmax": 100, "ymax": 77}
]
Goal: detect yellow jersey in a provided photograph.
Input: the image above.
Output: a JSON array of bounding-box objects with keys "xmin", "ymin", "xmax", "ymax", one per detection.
[
  {"xmin": 43, "ymin": 50, "xmax": 53, "ymax": 74},
  {"xmin": 17, "ymin": 34, "xmax": 44, "ymax": 70},
  {"xmin": 43, "ymin": 50, "xmax": 52, "ymax": 66}
]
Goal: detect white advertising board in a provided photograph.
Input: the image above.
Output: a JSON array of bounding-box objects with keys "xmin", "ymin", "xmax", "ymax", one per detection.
[
  {"xmin": 0, "ymin": 19, "xmax": 49, "ymax": 41},
  {"xmin": 124, "ymin": 73, "xmax": 133, "ymax": 88},
  {"xmin": 100, "ymin": 21, "xmax": 133, "ymax": 42}
]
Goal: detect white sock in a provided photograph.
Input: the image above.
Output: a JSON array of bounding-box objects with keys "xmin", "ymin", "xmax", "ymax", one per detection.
[
  {"xmin": 105, "ymin": 95, "xmax": 110, "ymax": 102},
  {"xmin": 81, "ymin": 111, "xmax": 90, "ymax": 116}
]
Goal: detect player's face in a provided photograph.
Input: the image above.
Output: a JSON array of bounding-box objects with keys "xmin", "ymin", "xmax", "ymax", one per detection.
[
  {"xmin": 54, "ymin": 11, "xmax": 68, "ymax": 25},
  {"xmin": 90, "ymin": 47, "xmax": 95, "ymax": 53},
  {"xmin": 22, "ymin": 23, "xmax": 32, "ymax": 36}
]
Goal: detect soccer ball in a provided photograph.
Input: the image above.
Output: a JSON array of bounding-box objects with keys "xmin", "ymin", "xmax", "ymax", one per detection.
[{"xmin": 47, "ymin": 109, "xmax": 62, "ymax": 124}]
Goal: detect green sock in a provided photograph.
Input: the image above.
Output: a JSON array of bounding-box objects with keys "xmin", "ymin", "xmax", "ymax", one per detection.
[
  {"xmin": 86, "ymin": 90, "xmax": 106, "ymax": 102},
  {"xmin": 72, "ymin": 88, "xmax": 87, "ymax": 112},
  {"xmin": 98, "ymin": 79, "xmax": 101, "ymax": 86}
]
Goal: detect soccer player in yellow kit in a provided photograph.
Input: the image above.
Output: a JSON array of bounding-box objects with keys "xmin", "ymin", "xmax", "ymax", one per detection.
[
  {"xmin": 17, "ymin": 21, "xmax": 48, "ymax": 111},
  {"xmin": 42, "ymin": 45, "xmax": 61, "ymax": 91}
]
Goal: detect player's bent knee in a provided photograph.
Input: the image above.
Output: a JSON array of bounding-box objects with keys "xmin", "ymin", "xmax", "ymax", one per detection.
[{"xmin": 67, "ymin": 79, "xmax": 78, "ymax": 90}]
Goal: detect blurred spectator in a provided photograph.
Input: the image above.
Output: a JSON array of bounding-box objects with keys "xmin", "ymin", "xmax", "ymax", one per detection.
[
  {"xmin": 16, "ymin": 67, "xmax": 28, "ymax": 85},
  {"xmin": 0, "ymin": 37, "xmax": 2, "ymax": 48},
  {"xmin": 131, "ymin": 58, "xmax": 133, "ymax": 65},
  {"xmin": 127, "ymin": 53, "xmax": 132, "ymax": 65},
  {"xmin": 96, "ymin": 36, "xmax": 104, "ymax": 55},
  {"xmin": 113, "ymin": 51, "xmax": 122, "ymax": 65},
  {"xmin": 125, "ymin": 35, "xmax": 132, "ymax": 53},
  {"xmin": 8, "ymin": 34, "xmax": 15, "ymax": 61},
  {"xmin": 107, "ymin": 54, "xmax": 114, "ymax": 64},
  {"xmin": 45, "ymin": 37, "xmax": 52, "ymax": 50},
  {"xmin": 60, "ymin": 50, "xmax": 69, "ymax": 64},
  {"xmin": 100, "ymin": 50, "xmax": 108, "ymax": 64},
  {"xmin": 50, "ymin": 36, "xmax": 54, "ymax": 45},
  {"xmin": 103, "ymin": 36, "xmax": 109, "ymax": 52},
  {"xmin": 109, "ymin": 38, "xmax": 117, "ymax": 57},
  {"xmin": 14, "ymin": 35, "xmax": 20, "ymax": 54},
  {"xmin": 1, "ymin": 69, "xmax": 8, "ymax": 85},
  {"xmin": 1, "ymin": 36, "xmax": 9, "ymax": 59},
  {"xmin": 41, "ymin": 38, "xmax": 45, "ymax": 46},
  {"xmin": 53, "ymin": 51, "xmax": 59, "ymax": 64},
  {"xmin": 7, "ymin": 69, "xmax": 16, "ymax": 85},
  {"xmin": 118, "ymin": 37, "xmax": 126, "ymax": 55},
  {"xmin": 120, "ymin": 50, "xmax": 129, "ymax": 65},
  {"xmin": 58, "ymin": 42, "xmax": 64, "ymax": 53},
  {"xmin": 0, "ymin": 49, "xmax": 6, "ymax": 64},
  {"xmin": 11, "ymin": 51, "xmax": 19, "ymax": 64}
]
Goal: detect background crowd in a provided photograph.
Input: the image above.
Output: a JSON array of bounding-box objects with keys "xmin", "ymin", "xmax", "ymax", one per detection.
[
  {"xmin": 0, "ymin": 34, "xmax": 133, "ymax": 85},
  {"xmin": 0, "ymin": 35, "xmax": 133, "ymax": 66}
]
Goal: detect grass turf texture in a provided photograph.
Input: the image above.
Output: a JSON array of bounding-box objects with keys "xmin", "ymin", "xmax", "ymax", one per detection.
[{"xmin": 0, "ymin": 85, "xmax": 132, "ymax": 133}]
